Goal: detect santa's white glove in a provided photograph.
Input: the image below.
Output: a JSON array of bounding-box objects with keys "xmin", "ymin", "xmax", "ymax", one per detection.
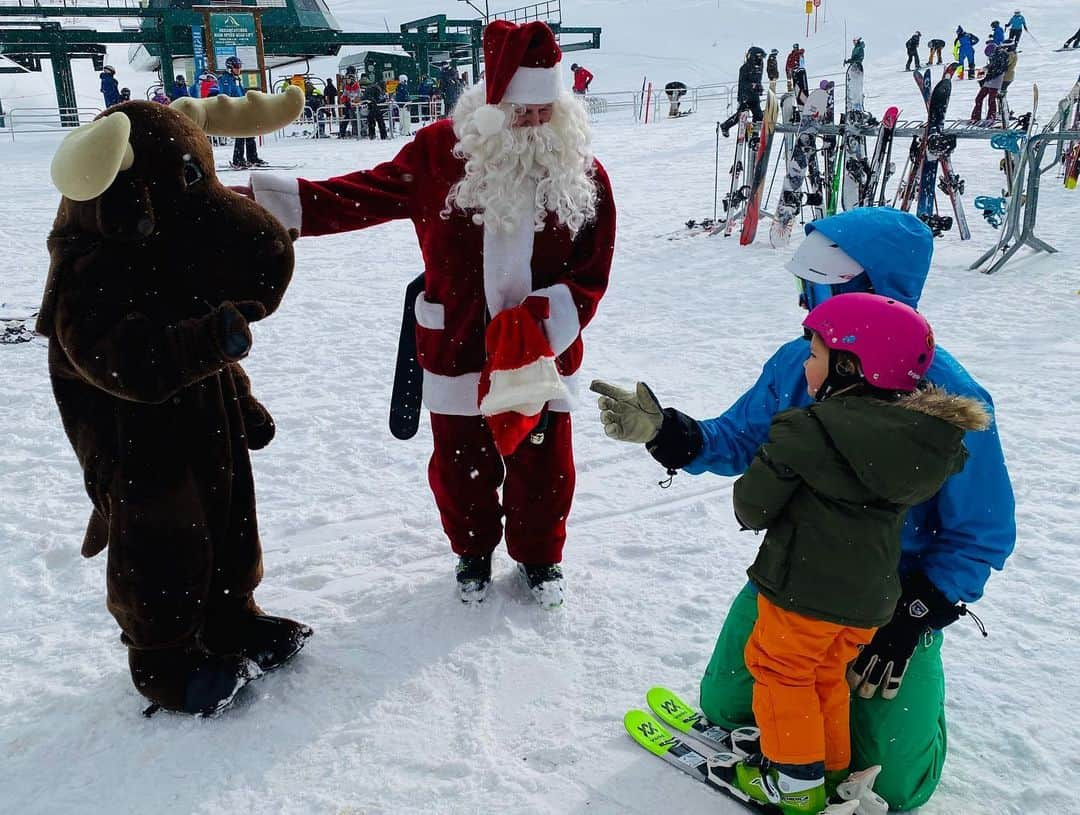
[{"xmin": 590, "ymin": 380, "xmax": 664, "ymax": 444}]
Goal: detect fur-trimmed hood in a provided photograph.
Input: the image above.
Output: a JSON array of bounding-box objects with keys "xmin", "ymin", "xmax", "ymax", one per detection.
[{"xmin": 894, "ymin": 386, "xmax": 991, "ymax": 432}]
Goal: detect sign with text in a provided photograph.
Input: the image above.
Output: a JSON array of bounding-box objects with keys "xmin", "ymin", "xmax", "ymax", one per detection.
[{"xmin": 210, "ymin": 13, "xmax": 258, "ymax": 67}]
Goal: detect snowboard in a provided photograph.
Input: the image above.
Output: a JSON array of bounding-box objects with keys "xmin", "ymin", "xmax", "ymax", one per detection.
[
  {"xmin": 389, "ymin": 273, "xmax": 426, "ymax": 440},
  {"xmin": 916, "ymin": 76, "xmax": 953, "ymax": 236},
  {"xmin": 840, "ymin": 62, "xmax": 870, "ymax": 211},
  {"xmin": 740, "ymin": 89, "xmax": 780, "ymax": 245},
  {"xmin": 1062, "ymin": 82, "xmax": 1080, "ymax": 189},
  {"xmin": 770, "ymin": 88, "xmax": 828, "ymax": 248}
]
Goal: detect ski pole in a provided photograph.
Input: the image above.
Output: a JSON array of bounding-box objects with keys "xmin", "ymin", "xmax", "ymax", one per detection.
[{"xmin": 714, "ymin": 121, "xmax": 721, "ymax": 221}]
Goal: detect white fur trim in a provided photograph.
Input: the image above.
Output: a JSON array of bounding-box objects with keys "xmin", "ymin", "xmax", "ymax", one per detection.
[
  {"xmin": 479, "ymin": 356, "xmax": 569, "ymax": 416},
  {"xmin": 531, "ymin": 283, "xmax": 580, "ymax": 356},
  {"xmin": 503, "ymin": 66, "xmax": 562, "ymax": 105},
  {"xmin": 250, "ymin": 173, "xmax": 302, "ymax": 235},
  {"xmin": 413, "ymin": 291, "xmax": 444, "ymax": 330},
  {"xmin": 423, "ymin": 370, "xmax": 578, "ymax": 416},
  {"xmin": 483, "ymin": 184, "xmax": 537, "ymax": 315},
  {"xmin": 473, "ymin": 103, "xmax": 508, "ymax": 136}
]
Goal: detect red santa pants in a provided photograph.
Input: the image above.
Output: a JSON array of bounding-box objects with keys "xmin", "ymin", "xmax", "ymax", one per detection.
[{"xmin": 428, "ymin": 412, "xmax": 574, "ymax": 564}]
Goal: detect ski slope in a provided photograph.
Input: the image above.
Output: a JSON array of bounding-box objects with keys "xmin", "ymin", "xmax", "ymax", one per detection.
[{"xmin": 3, "ymin": 2, "xmax": 1080, "ymax": 813}]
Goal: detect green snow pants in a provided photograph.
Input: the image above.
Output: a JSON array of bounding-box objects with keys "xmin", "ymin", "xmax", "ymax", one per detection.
[{"xmin": 700, "ymin": 583, "xmax": 947, "ymax": 811}]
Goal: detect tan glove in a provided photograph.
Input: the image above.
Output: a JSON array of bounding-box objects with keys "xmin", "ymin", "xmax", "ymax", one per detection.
[{"xmin": 590, "ymin": 380, "xmax": 664, "ymax": 443}]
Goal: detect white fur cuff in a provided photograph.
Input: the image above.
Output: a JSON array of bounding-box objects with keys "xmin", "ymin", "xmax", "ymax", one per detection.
[{"xmin": 250, "ymin": 173, "xmax": 302, "ymax": 235}]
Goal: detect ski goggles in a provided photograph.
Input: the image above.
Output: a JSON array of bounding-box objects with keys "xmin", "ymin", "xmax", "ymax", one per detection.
[{"xmin": 797, "ymin": 276, "xmax": 873, "ymax": 312}]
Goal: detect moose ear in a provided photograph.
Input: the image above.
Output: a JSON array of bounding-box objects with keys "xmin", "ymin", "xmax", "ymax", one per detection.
[{"xmin": 96, "ymin": 174, "xmax": 155, "ymax": 242}]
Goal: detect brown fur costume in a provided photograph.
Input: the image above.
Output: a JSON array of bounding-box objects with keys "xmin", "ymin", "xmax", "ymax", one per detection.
[{"xmin": 38, "ymin": 97, "xmax": 310, "ymax": 714}]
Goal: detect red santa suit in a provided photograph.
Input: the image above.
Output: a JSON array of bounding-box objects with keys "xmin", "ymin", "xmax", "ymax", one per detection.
[{"xmin": 250, "ymin": 78, "xmax": 615, "ymax": 565}]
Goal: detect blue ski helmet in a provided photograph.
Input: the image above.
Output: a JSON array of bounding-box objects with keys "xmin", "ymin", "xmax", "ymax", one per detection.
[{"xmin": 790, "ymin": 208, "xmax": 934, "ymax": 310}]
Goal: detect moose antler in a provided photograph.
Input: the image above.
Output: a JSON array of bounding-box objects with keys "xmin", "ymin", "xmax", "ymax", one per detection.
[
  {"xmin": 50, "ymin": 112, "xmax": 136, "ymax": 202},
  {"xmin": 172, "ymin": 85, "xmax": 305, "ymax": 137}
]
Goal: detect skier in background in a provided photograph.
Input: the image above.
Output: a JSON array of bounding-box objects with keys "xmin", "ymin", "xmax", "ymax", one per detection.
[
  {"xmin": 100, "ymin": 65, "xmax": 120, "ymax": 108},
  {"xmin": 1007, "ymin": 10, "xmax": 1029, "ymax": 45},
  {"xmin": 570, "ymin": 62, "xmax": 594, "ymax": 95},
  {"xmin": 720, "ymin": 48, "xmax": 765, "ymax": 137},
  {"xmin": 119, "ymin": 87, "xmax": 131, "ymax": 103},
  {"xmin": 955, "ymin": 27, "xmax": 980, "ymax": 79},
  {"xmin": 589, "ymin": 207, "xmax": 1015, "ymax": 812},
  {"xmin": 971, "ymin": 43, "xmax": 1008, "ymax": 123},
  {"xmin": 990, "ymin": 20, "xmax": 1006, "ymax": 46},
  {"xmin": 168, "ymin": 74, "xmax": 189, "ymax": 101},
  {"xmin": 1063, "ymin": 26, "xmax": 1080, "ymax": 49},
  {"xmin": 927, "ymin": 37, "xmax": 946, "ymax": 65},
  {"xmin": 785, "ymin": 44, "xmax": 804, "ymax": 91},
  {"xmin": 664, "ymin": 81, "xmax": 688, "ymax": 117},
  {"xmin": 905, "ymin": 31, "xmax": 922, "ymax": 70},
  {"xmin": 219, "ymin": 57, "xmax": 266, "ymax": 168},
  {"xmin": 766, "ymin": 49, "xmax": 780, "ymax": 92},
  {"xmin": 845, "ymin": 37, "xmax": 865, "ymax": 67}
]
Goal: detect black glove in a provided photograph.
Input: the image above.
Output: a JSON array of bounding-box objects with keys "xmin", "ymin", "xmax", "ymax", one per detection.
[
  {"xmin": 847, "ymin": 570, "xmax": 970, "ymax": 700},
  {"xmin": 215, "ymin": 301, "xmax": 266, "ymax": 360},
  {"xmin": 239, "ymin": 395, "xmax": 276, "ymax": 450}
]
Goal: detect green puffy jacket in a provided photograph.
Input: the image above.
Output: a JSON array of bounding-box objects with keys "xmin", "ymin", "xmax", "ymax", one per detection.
[{"xmin": 733, "ymin": 388, "xmax": 988, "ymax": 628}]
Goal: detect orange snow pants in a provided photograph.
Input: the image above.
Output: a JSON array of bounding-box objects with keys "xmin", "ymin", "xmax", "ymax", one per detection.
[{"xmin": 745, "ymin": 595, "xmax": 876, "ymax": 770}]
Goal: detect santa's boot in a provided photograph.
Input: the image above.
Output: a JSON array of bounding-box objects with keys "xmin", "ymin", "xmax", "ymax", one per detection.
[
  {"xmin": 128, "ymin": 644, "xmax": 260, "ymax": 717},
  {"xmin": 201, "ymin": 613, "xmax": 313, "ymax": 672}
]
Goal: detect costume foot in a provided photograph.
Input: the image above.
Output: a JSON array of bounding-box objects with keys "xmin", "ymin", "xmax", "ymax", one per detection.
[
  {"xmin": 129, "ymin": 645, "xmax": 260, "ymax": 717},
  {"xmin": 201, "ymin": 614, "xmax": 313, "ymax": 672}
]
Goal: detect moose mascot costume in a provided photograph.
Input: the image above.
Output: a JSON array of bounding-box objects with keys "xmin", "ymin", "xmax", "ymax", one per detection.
[{"xmin": 39, "ymin": 86, "xmax": 312, "ymax": 716}]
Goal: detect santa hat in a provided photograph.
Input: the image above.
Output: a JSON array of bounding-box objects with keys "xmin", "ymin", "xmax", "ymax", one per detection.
[
  {"xmin": 478, "ymin": 297, "xmax": 569, "ymax": 455},
  {"xmin": 471, "ymin": 20, "xmax": 563, "ymax": 137}
]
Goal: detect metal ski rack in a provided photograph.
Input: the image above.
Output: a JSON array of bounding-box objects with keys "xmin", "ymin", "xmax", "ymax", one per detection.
[
  {"xmin": 773, "ymin": 120, "xmax": 1024, "ymax": 140},
  {"xmin": 970, "ymin": 129, "xmax": 1080, "ymax": 274}
]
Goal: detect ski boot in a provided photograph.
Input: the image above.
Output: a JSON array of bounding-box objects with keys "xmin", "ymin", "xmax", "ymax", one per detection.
[
  {"xmin": 129, "ymin": 644, "xmax": 261, "ymax": 718},
  {"xmin": 456, "ymin": 553, "xmax": 493, "ymax": 604},
  {"xmin": 518, "ymin": 562, "xmax": 565, "ymax": 609},
  {"xmin": 707, "ymin": 753, "xmax": 857, "ymax": 815},
  {"xmin": 200, "ymin": 613, "xmax": 313, "ymax": 672},
  {"xmin": 249, "ymin": 158, "xmax": 269, "ymax": 167},
  {"xmin": 229, "ymin": 160, "xmax": 249, "ymax": 170}
]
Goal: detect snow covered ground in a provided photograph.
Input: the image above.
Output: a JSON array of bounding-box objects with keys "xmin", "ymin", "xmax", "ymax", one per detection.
[{"xmin": 3, "ymin": 2, "xmax": 1080, "ymax": 814}]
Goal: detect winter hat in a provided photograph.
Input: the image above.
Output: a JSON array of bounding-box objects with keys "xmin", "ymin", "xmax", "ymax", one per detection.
[
  {"xmin": 478, "ymin": 297, "xmax": 569, "ymax": 455},
  {"xmin": 472, "ymin": 20, "xmax": 562, "ymax": 136}
]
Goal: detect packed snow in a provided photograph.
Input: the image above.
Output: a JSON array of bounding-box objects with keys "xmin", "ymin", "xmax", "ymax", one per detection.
[{"xmin": 2, "ymin": 1, "xmax": 1080, "ymax": 813}]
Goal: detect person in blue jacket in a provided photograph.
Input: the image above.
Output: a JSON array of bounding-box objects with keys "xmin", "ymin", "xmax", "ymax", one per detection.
[
  {"xmin": 956, "ymin": 27, "xmax": 980, "ymax": 78},
  {"xmin": 100, "ymin": 65, "xmax": 121, "ymax": 108},
  {"xmin": 590, "ymin": 207, "xmax": 1015, "ymax": 812},
  {"xmin": 990, "ymin": 20, "xmax": 1006, "ymax": 46},
  {"xmin": 1007, "ymin": 10, "xmax": 1028, "ymax": 44},
  {"xmin": 218, "ymin": 57, "xmax": 267, "ymax": 168},
  {"xmin": 168, "ymin": 74, "xmax": 190, "ymax": 101}
]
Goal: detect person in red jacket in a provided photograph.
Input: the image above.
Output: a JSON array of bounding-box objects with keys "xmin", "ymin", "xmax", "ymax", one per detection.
[
  {"xmin": 248, "ymin": 21, "xmax": 615, "ymax": 609},
  {"xmin": 785, "ymin": 44, "xmax": 805, "ymax": 91},
  {"xmin": 571, "ymin": 62, "xmax": 594, "ymax": 94}
]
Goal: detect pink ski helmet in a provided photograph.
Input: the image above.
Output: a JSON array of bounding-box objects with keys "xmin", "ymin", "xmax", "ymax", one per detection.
[{"xmin": 802, "ymin": 292, "xmax": 935, "ymax": 392}]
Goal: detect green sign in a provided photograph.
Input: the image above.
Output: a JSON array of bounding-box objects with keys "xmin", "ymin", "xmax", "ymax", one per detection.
[{"xmin": 210, "ymin": 12, "xmax": 258, "ymax": 67}]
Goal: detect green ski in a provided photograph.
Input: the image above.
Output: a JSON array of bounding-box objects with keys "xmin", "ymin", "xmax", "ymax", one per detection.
[{"xmin": 646, "ymin": 686, "xmax": 760, "ymax": 757}]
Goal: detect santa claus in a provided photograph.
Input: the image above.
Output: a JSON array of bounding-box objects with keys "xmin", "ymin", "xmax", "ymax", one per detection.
[{"xmin": 249, "ymin": 20, "xmax": 616, "ymax": 607}]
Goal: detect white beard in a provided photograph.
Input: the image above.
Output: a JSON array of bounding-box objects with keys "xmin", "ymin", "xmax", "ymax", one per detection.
[{"xmin": 443, "ymin": 85, "xmax": 599, "ymax": 237}]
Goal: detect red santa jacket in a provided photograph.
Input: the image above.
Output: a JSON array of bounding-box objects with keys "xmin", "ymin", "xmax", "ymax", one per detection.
[{"xmin": 250, "ymin": 119, "xmax": 615, "ymax": 416}]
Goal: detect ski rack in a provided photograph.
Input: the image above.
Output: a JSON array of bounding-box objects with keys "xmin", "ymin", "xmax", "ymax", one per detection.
[
  {"xmin": 774, "ymin": 120, "xmax": 1023, "ymax": 140},
  {"xmin": 970, "ymin": 129, "xmax": 1080, "ymax": 275}
]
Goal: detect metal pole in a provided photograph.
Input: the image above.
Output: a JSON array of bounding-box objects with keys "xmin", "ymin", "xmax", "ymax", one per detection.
[{"xmin": 713, "ymin": 121, "xmax": 720, "ymax": 221}]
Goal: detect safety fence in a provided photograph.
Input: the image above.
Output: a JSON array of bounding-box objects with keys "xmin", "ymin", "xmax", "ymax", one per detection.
[
  {"xmin": 277, "ymin": 98, "xmax": 446, "ymax": 141},
  {"xmin": 1, "ymin": 106, "xmax": 101, "ymax": 139}
]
